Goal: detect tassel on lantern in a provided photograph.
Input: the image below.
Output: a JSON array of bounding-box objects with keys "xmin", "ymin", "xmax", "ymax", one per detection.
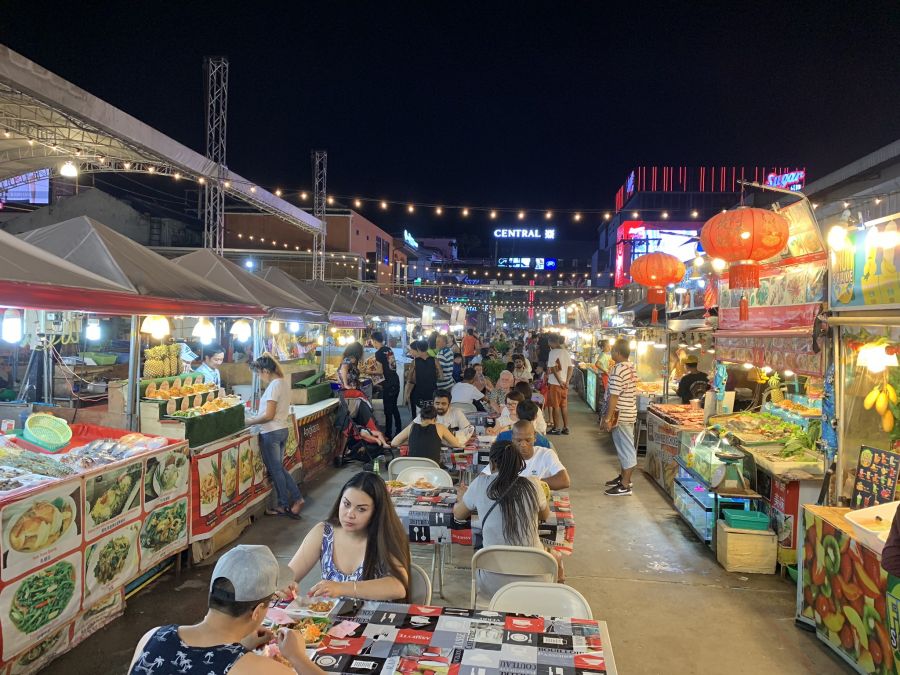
[
  {"xmin": 739, "ymin": 295, "xmax": 749, "ymax": 321},
  {"xmin": 729, "ymin": 262, "xmax": 761, "ymax": 289},
  {"xmin": 651, "ymin": 305, "xmax": 659, "ymax": 324},
  {"xmin": 646, "ymin": 287, "xmax": 666, "ymax": 304}
]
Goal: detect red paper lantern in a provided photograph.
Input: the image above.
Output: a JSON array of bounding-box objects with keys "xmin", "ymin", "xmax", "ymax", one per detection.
[
  {"xmin": 630, "ymin": 252, "xmax": 686, "ymax": 322},
  {"xmin": 700, "ymin": 207, "xmax": 790, "ymax": 289}
]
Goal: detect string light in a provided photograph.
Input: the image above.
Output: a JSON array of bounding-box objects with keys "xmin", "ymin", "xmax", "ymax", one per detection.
[
  {"xmin": 462, "ymin": 208, "xmax": 469, "ymax": 217},
  {"xmin": 275, "ymin": 189, "xmax": 282, "ymax": 197},
  {"xmin": 300, "ymin": 191, "xmax": 308, "ymax": 200},
  {"xmin": 574, "ymin": 213, "xmax": 582, "ymax": 222},
  {"xmin": 381, "ymin": 201, "xmax": 388, "ymax": 210},
  {"xmin": 490, "ymin": 210, "xmax": 497, "ymax": 219},
  {"xmin": 354, "ymin": 199, "xmax": 362, "ymax": 207}
]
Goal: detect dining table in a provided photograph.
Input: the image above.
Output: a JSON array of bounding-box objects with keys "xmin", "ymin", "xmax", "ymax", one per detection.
[{"xmin": 267, "ymin": 598, "xmax": 617, "ymax": 674}]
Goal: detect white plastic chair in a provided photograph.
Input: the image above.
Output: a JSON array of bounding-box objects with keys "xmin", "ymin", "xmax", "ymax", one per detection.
[
  {"xmin": 489, "ymin": 581, "xmax": 593, "ymax": 619},
  {"xmin": 396, "ymin": 466, "xmax": 454, "ymax": 488},
  {"xmin": 471, "ymin": 545, "xmax": 558, "ymax": 609},
  {"xmin": 409, "ymin": 562, "xmax": 433, "ymax": 605},
  {"xmin": 388, "ymin": 456, "xmax": 440, "ymax": 480}
]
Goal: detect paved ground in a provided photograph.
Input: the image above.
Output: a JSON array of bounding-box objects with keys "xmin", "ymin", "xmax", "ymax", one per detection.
[{"xmin": 46, "ymin": 396, "xmax": 849, "ymax": 674}]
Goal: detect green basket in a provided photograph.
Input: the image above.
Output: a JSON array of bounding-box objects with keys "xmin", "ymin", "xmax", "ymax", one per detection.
[
  {"xmin": 723, "ymin": 509, "xmax": 770, "ymax": 531},
  {"xmin": 22, "ymin": 413, "xmax": 72, "ymax": 453}
]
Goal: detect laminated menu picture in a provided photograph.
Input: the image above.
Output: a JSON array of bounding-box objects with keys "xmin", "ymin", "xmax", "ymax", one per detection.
[
  {"xmin": 0, "ymin": 550, "xmax": 82, "ymax": 661},
  {"xmin": 139, "ymin": 497, "xmax": 187, "ymax": 571},
  {"xmin": 238, "ymin": 438, "xmax": 254, "ymax": 495},
  {"xmin": 7, "ymin": 623, "xmax": 71, "ymax": 675},
  {"xmin": 83, "ymin": 522, "xmax": 140, "ymax": 608},
  {"xmin": 83, "ymin": 461, "xmax": 142, "ymax": 541},
  {"xmin": 143, "ymin": 445, "xmax": 189, "ymax": 508},
  {"xmin": 0, "ymin": 480, "xmax": 81, "ymax": 583},
  {"xmin": 220, "ymin": 446, "xmax": 238, "ymax": 505},
  {"xmin": 72, "ymin": 590, "xmax": 124, "ymax": 648},
  {"xmin": 197, "ymin": 455, "xmax": 220, "ymax": 517}
]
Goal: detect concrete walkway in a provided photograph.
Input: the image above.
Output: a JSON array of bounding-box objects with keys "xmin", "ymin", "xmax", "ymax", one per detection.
[{"xmin": 45, "ymin": 397, "xmax": 848, "ymax": 674}]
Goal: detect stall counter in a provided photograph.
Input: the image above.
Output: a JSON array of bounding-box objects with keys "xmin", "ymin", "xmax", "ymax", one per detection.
[{"xmin": 798, "ymin": 504, "xmax": 899, "ymax": 674}]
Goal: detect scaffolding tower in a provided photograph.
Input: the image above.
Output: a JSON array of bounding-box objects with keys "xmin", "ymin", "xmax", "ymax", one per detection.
[
  {"xmin": 203, "ymin": 56, "xmax": 228, "ymax": 252},
  {"xmin": 312, "ymin": 150, "xmax": 327, "ymax": 280}
]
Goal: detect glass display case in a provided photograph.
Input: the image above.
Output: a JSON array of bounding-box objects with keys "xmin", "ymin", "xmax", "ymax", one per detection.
[{"xmin": 679, "ymin": 429, "xmax": 734, "ymax": 485}]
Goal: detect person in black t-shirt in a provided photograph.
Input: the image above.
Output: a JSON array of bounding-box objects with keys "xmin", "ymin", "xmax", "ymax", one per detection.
[
  {"xmin": 676, "ymin": 356, "xmax": 709, "ymax": 404},
  {"xmin": 371, "ymin": 331, "xmax": 402, "ymax": 438}
]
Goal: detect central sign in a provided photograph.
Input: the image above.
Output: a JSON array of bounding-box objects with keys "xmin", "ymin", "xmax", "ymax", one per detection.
[
  {"xmin": 403, "ymin": 230, "xmax": 419, "ymax": 248},
  {"xmin": 493, "ymin": 228, "xmax": 555, "ymax": 239}
]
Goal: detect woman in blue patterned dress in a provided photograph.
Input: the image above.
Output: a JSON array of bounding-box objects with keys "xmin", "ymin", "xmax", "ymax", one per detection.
[{"xmin": 288, "ymin": 472, "xmax": 410, "ymax": 601}]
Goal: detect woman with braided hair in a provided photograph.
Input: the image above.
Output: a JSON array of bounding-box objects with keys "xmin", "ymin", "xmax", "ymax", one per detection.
[{"xmin": 454, "ymin": 440, "xmax": 552, "ymax": 598}]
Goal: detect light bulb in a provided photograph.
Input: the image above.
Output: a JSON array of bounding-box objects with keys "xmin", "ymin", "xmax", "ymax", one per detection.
[
  {"xmin": 288, "ymin": 322, "xmax": 300, "ymax": 333},
  {"xmin": 2, "ymin": 309, "xmax": 23, "ymax": 344},
  {"xmin": 192, "ymin": 317, "xmax": 216, "ymax": 343},
  {"xmin": 230, "ymin": 319, "xmax": 252, "ymax": 343},
  {"xmin": 60, "ymin": 161, "xmax": 78, "ymax": 177},
  {"xmin": 85, "ymin": 318, "xmax": 101, "ymax": 342},
  {"xmin": 711, "ymin": 258, "xmax": 727, "ymax": 272},
  {"xmin": 783, "ymin": 370, "xmax": 794, "ymax": 377},
  {"xmin": 269, "ymin": 321, "xmax": 281, "ymax": 335}
]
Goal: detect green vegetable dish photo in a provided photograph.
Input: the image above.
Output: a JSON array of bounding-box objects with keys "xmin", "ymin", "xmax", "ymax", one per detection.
[{"xmin": 10, "ymin": 561, "xmax": 76, "ymax": 634}]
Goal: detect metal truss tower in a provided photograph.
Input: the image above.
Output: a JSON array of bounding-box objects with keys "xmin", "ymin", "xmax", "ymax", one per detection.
[
  {"xmin": 203, "ymin": 57, "xmax": 228, "ymax": 252},
  {"xmin": 311, "ymin": 150, "xmax": 328, "ymax": 280}
]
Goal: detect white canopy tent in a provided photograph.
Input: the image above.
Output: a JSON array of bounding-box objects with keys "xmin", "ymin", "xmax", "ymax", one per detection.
[{"xmin": 0, "ymin": 44, "xmax": 321, "ymax": 234}]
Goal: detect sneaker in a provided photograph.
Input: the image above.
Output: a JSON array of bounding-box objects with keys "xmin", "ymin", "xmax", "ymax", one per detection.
[
  {"xmin": 561, "ymin": 428, "xmax": 570, "ymax": 435},
  {"xmin": 605, "ymin": 483, "xmax": 633, "ymax": 496},
  {"xmin": 605, "ymin": 475, "xmax": 622, "ymax": 487},
  {"xmin": 548, "ymin": 428, "xmax": 562, "ymax": 435}
]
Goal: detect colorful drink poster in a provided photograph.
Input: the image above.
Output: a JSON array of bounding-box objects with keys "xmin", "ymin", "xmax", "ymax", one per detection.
[{"xmin": 851, "ymin": 445, "xmax": 900, "ymax": 509}]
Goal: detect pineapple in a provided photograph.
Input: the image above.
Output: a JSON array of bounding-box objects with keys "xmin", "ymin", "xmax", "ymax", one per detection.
[{"xmin": 143, "ymin": 359, "xmax": 166, "ymax": 378}]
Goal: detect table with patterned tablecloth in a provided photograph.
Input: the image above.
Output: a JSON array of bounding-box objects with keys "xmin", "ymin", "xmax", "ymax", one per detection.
[
  {"xmin": 389, "ymin": 486, "xmax": 576, "ymax": 554},
  {"xmin": 308, "ymin": 600, "xmax": 617, "ymax": 674}
]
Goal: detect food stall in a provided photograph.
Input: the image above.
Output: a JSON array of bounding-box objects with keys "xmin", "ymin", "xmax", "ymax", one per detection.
[
  {"xmin": 795, "ymin": 209, "xmax": 900, "ymax": 674},
  {"xmin": 643, "ymin": 402, "xmax": 705, "ymax": 499}
]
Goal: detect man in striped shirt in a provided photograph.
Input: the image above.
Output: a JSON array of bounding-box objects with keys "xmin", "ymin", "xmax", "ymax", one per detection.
[
  {"xmin": 602, "ymin": 338, "xmax": 638, "ymax": 496},
  {"xmin": 435, "ymin": 334, "xmax": 456, "ymax": 390}
]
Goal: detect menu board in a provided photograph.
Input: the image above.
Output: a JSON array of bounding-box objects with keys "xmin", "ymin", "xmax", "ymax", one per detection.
[
  {"xmin": 190, "ymin": 432, "xmax": 270, "ymax": 541},
  {"xmin": 0, "ymin": 429, "xmax": 189, "ymax": 669},
  {"xmin": 851, "ymin": 445, "xmax": 900, "ymax": 509}
]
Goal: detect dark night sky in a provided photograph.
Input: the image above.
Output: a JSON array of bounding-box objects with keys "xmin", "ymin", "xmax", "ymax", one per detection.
[{"xmin": 3, "ymin": 2, "xmax": 899, "ymax": 242}]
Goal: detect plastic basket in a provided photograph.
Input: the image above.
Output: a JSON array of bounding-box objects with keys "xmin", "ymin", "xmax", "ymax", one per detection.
[
  {"xmin": 22, "ymin": 413, "xmax": 72, "ymax": 453},
  {"xmin": 723, "ymin": 509, "xmax": 769, "ymax": 531}
]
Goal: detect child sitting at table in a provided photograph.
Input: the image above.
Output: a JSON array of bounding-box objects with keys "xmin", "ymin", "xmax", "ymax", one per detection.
[{"xmin": 289, "ymin": 472, "xmax": 410, "ymax": 602}]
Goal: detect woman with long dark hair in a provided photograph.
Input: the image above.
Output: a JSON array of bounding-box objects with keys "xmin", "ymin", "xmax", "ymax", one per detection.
[
  {"xmin": 288, "ymin": 472, "xmax": 410, "ymax": 601},
  {"xmin": 453, "ymin": 440, "xmax": 551, "ymax": 598}
]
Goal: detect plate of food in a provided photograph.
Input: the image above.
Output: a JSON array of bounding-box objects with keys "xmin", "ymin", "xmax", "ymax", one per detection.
[
  {"xmin": 140, "ymin": 499, "xmax": 187, "ymax": 552},
  {"xmin": 5, "ymin": 495, "xmax": 77, "ymax": 554},
  {"xmin": 9, "ymin": 560, "xmax": 77, "ymax": 636},
  {"xmin": 410, "ymin": 478, "xmax": 437, "ymax": 492},
  {"xmin": 385, "ymin": 480, "xmax": 407, "ymax": 493},
  {"xmin": 85, "ymin": 523, "xmax": 139, "ymax": 600},
  {"xmin": 150, "ymin": 451, "xmax": 188, "ymax": 497},
  {"xmin": 221, "ymin": 450, "xmax": 238, "ymax": 502},
  {"xmin": 286, "ymin": 596, "xmax": 339, "ymax": 619},
  {"xmin": 198, "ymin": 457, "xmax": 220, "ymax": 516},
  {"xmin": 86, "ymin": 465, "xmax": 141, "ymax": 530}
]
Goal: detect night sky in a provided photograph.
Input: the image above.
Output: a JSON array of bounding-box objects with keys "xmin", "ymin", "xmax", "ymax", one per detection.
[{"xmin": 3, "ymin": 2, "xmax": 899, "ymax": 246}]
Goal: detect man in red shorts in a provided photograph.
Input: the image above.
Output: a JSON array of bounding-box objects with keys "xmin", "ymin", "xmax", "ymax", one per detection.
[{"xmin": 546, "ymin": 334, "xmax": 572, "ymax": 435}]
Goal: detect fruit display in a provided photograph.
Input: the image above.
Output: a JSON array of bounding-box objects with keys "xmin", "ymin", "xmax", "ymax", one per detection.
[
  {"xmin": 167, "ymin": 396, "xmax": 241, "ymax": 419},
  {"xmin": 863, "ymin": 377, "xmax": 899, "ymax": 435},
  {"xmin": 142, "ymin": 344, "xmax": 180, "ymax": 379},
  {"xmin": 144, "ymin": 381, "xmax": 217, "ymax": 400},
  {"xmin": 801, "ymin": 510, "xmax": 895, "ymax": 674}
]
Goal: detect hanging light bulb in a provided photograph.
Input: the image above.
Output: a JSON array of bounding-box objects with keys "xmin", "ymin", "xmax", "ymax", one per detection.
[
  {"xmin": 140, "ymin": 315, "xmax": 170, "ymax": 340},
  {"xmin": 85, "ymin": 318, "xmax": 102, "ymax": 342},
  {"xmin": 2, "ymin": 309, "xmax": 23, "ymax": 344},
  {"xmin": 192, "ymin": 317, "xmax": 216, "ymax": 345},
  {"xmin": 269, "ymin": 320, "xmax": 281, "ymax": 335},
  {"xmin": 60, "ymin": 161, "xmax": 78, "ymax": 177},
  {"xmin": 229, "ymin": 319, "xmax": 252, "ymax": 343},
  {"xmin": 288, "ymin": 321, "xmax": 300, "ymax": 333}
]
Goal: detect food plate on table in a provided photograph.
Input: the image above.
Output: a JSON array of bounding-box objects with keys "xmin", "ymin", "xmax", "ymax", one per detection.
[
  {"xmin": 285, "ymin": 595, "xmax": 340, "ymax": 619},
  {"xmin": 410, "ymin": 478, "xmax": 437, "ymax": 492}
]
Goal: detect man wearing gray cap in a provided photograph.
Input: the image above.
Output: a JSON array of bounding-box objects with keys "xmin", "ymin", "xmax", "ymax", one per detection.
[{"xmin": 128, "ymin": 545, "xmax": 324, "ymax": 674}]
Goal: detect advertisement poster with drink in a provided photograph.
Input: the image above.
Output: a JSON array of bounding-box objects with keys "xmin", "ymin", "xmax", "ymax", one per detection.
[{"xmin": 828, "ymin": 212, "xmax": 900, "ymax": 310}]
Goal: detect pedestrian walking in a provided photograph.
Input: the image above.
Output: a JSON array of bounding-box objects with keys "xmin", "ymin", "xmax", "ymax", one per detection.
[{"xmin": 546, "ymin": 334, "xmax": 572, "ymax": 435}]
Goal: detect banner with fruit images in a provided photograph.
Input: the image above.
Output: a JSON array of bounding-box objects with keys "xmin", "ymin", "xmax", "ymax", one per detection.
[
  {"xmin": 829, "ymin": 213, "xmax": 900, "ymax": 311},
  {"xmin": 798, "ymin": 507, "xmax": 896, "ymax": 673}
]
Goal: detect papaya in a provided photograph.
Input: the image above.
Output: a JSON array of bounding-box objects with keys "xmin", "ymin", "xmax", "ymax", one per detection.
[
  {"xmin": 876, "ymin": 391, "xmax": 889, "ymax": 415},
  {"xmin": 864, "ymin": 386, "xmax": 880, "ymax": 410},
  {"xmin": 883, "ymin": 410, "xmax": 895, "ymax": 434},
  {"xmin": 886, "ymin": 383, "xmax": 898, "ymax": 404}
]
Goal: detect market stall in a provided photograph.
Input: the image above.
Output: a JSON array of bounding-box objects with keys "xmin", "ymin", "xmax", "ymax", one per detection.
[
  {"xmin": 793, "ymin": 209, "xmax": 900, "ymax": 673},
  {"xmin": 643, "ymin": 402, "xmax": 705, "ymax": 499}
]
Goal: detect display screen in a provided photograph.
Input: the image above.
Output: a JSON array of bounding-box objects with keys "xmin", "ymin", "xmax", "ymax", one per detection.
[{"xmin": 0, "ymin": 169, "xmax": 50, "ymax": 205}]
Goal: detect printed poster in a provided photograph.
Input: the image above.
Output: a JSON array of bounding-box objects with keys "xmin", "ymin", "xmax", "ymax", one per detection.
[
  {"xmin": 83, "ymin": 461, "xmax": 142, "ymax": 542},
  {"xmin": 829, "ymin": 213, "xmax": 900, "ymax": 310},
  {"xmin": 83, "ymin": 522, "xmax": 140, "ymax": 608},
  {"xmin": 850, "ymin": 445, "xmax": 900, "ymax": 508},
  {"xmin": 139, "ymin": 497, "xmax": 188, "ymax": 572},
  {"xmin": 143, "ymin": 443, "xmax": 189, "ymax": 509},
  {"xmin": 0, "ymin": 479, "xmax": 82, "ymax": 583}
]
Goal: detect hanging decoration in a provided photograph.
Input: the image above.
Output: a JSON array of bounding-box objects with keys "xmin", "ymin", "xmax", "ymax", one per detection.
[
  {"xmin": 629, "ymin": 252, "xmax": 685, "ymax": 324},
  {"xmin": 700, "ymin": 207, "xmax": 789, "ymax": 321}
]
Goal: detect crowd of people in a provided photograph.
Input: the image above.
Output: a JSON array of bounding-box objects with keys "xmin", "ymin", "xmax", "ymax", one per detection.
[{"xmin": 128, "ymin": 327, "xmax": 646, "ymax": 674}]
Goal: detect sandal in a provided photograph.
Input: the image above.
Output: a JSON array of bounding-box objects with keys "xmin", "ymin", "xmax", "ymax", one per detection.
[
  {"xmin": 265, "ymin": 508, "xmax": 285, "ymax": 516},
  {"xmin": 281, "ymin": 510, "xmax": 302, "ymax": 520},
  {"xmin": 290, "ymin": 499, "xmax": 306, "ymax": 516}
]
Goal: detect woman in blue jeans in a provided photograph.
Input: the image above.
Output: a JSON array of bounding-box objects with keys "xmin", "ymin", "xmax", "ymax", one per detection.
[{"xmin": 248, "ymin": 354, "xmax": 304, "ymax": 519}]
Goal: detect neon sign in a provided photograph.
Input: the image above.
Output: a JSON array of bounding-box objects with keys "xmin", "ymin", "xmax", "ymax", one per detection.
[
  {"xmin": 625, "ymin": 171, "xmax": 636, "ymax": 197},
  {"xmin": 493, "ymin": 228, "xmax": 542, "ymax": 238},
  {"xmin": 403, "ymin": 230, "xmax": 419, "ymax": 248},
  {"xmin": 766, "ymin": 170, "xmax": 806, "ymax": 192}
]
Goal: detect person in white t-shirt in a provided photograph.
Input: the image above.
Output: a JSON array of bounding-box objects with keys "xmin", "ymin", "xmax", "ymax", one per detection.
[
  {"xmin": 414, "ymin": 389, "xmax": 474, "ymax": 445},
  {"xmin": 546, "ymin": 334, "xmax": 573, "ymax": 435},
  {"xmin": 247, "ymin": 354, "xmax": 303, "ymax": 519},
  {"xmin": 483, "ymin": 420, "xmax": 569, "ymax": 490},
  {"xmin": 451, "ymin": 368, "xmax": 486, "ymax": 409}
]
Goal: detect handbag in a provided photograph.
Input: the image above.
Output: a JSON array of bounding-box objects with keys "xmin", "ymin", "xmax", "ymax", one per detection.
[{"xmin": 472, "ymin": 479, "xmax": 515, "ymax": 551}]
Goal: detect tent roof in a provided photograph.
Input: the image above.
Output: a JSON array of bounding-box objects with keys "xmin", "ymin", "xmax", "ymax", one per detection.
[
  {"xmin": 172, "ymin": 250, "xmax": 325, "ymax": 323},
  {"xmin": 18, "ymin": 217, "xmax": 262, "ymax": 316},
  {"xmin": 258, "ymin": 270, "xmax": 365, "ymax": 328},
  {"xmin": 358, "ymin": 292, "xmax": 418, "ymax": 319},
  {"xmin": 0, "ymin": 227, "xmax": 152, "ymax": 313},
  {"xmin": 390, "ymin": 295, "xmax": 425, "ymax": 317},
  {"xmin": 0, "ymin": 45, "xmax": 320, "ymax": 234}
]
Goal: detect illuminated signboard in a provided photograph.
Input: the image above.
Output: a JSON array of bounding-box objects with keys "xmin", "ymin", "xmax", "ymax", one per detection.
[
  {"xmin": 403, "ymin": 230, "xmax": 419, "ymax": 248},
  {"xmin": 614, "ymin": 221, "xmax": 698, "ymax": 288},
  {"xmin": 625, "ymin": 170, "xmax": 636, "ymax": 197},
  {"xmin": 493, "ymin": 228, "xmax": 556, "ymax": 239},
  {"xmin": 0, "ymin": 169, "xmax": 50, "ymax": 205},
  {"xmin": 498, "ymin": 257, "xmax": 532, "ymax": 268},
  {"xmin": 534, "ymin": 258, "xmax": 558, "ymax": 270},
  {"xmin": 766, "ymin": 170, "xmax": 806, "ymax": 192}
]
